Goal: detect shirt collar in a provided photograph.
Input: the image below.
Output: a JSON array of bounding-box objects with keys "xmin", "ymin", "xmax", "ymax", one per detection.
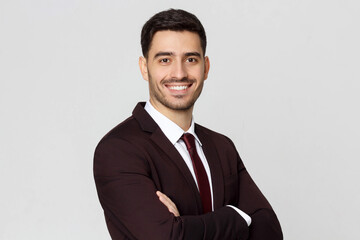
[{"xmin": 144, "ymin": 101, "xmax": 202, "ymax": 146}]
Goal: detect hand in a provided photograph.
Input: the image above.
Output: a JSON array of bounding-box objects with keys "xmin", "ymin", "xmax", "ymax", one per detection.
[{"xmin": 156, "ymin": 191, "xmax": 180, "ymax": 217}]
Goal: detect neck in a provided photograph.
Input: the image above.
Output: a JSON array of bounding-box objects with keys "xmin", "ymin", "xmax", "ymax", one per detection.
[{"xmin": 150, "ymin": 100, "xmax": 193, "ymax": 131}]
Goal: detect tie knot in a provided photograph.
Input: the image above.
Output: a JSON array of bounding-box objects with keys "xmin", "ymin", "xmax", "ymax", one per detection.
[{"xmin": 181, "ymin": 133, "xmax": 196, "ymax": 151}]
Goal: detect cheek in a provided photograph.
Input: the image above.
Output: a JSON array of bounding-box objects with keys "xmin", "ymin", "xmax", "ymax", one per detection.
[
  {"xmin": 150, "ymin": 67, "xmax": 169, "ymax": 81},
  {"xmin": 188, "ymin": 65, "xmax": 205, "ymax": 77}
]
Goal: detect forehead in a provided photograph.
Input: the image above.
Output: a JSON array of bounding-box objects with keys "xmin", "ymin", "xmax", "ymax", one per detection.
[{"xmin": 148, "ymin": 30, "xmax": 203, "ymax": 57}]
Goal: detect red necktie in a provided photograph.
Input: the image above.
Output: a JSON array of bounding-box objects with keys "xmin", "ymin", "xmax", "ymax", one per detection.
[{"xmin": 181, "ymin": 133, "xmax": 212, "ymax": 213}]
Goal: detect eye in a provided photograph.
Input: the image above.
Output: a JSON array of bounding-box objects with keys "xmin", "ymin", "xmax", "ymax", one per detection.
[
  {"xmin": 186, "ymin": 58, "xmax": 197, "ymax": 63},
  {"xmin": 160, "ymin": 58, "xmax": 170, "ymax": 63}
]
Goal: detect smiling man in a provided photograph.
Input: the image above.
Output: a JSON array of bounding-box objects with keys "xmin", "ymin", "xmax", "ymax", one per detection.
[
  {"xmin": 94, "ymin": 9, "xmax": 283, "ymax": 240},
  {"xmin": 139, "ymin": 30, "xmax": 208, "ymax": 130}
]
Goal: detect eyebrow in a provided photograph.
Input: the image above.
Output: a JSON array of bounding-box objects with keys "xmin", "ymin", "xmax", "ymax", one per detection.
[
  {"xmin": 154, "ymin": 52, "xmax": 173, "ymax": 58},
  {"xmin": 185, "ymin": 52, "xmax": 201, "ymax": 57},
  {"xmin": 153, "ymin": 51, "xmax": 202, "ymax": 59}
]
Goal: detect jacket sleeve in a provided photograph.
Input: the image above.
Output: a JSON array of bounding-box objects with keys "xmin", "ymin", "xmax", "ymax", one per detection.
[
  {"xmin": 94, "ymin": 137, "xmax": 249, "ymax": 240},
  {"xmin": 235, "ymin": 151, "xmax": 283, "ymax": 240}
]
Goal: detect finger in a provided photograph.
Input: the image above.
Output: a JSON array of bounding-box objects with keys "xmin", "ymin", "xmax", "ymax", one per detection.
[
  {"xmin": 156, "ymin": 191, "xmax": 180, "ymax": 216},
  {"xmin": 157, "ymin": 192, "xmax": 173, "ymax": 208},
  {"xmin": 159, "ymin": 192, "xmax": 177, "ymax": 209},
  {"xmin": 166, "ymin": 204, "xmax": 179, "ymax": 217}
]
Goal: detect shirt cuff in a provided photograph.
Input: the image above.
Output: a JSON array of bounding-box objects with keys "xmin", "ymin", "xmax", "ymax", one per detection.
[{"xmin": 226, "ymin": 205, "xmax": 252, "ymax": 226}]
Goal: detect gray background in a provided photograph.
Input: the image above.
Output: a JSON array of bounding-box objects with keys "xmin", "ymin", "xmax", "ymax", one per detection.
[{"xmin": 1, "ymin": 0, "xmax": 359, "ymax": 239}]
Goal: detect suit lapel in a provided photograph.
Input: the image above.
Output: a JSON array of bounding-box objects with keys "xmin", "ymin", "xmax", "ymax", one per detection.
[
  {"xmin": 196, "ymin": 125, "xmax": 225, "ymax": 210},
  {"xmin": 133, "ymin": 102, "xmax": 203, "ymax": 213},
  {"xmin": 150, "ymin": 128, "xmax": 201, "ymax": 198}
]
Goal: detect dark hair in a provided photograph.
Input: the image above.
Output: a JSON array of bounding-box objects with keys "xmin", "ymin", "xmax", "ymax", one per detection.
[{"xmin": 141, "ymin": 9, "xmax": 207, "ymax": 58}]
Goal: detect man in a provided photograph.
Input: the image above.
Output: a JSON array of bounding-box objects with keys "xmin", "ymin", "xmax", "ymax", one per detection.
[{"xmin": 94, "ymin": 9, "xmax": 283, "ymax": 240}]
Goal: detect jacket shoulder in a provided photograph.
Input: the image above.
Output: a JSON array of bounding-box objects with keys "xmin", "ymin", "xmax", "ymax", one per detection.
[
  {"xmin": 195, "ymin": 123, "xmax": 234, "ymax": 146},
  {"xmin": 96, "ymin": 115, "xmax": 147, "ymax": 148}
]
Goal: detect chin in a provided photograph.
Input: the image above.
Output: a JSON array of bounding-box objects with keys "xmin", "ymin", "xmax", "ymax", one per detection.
[{"xmin": 163, "ymin": 99, "xmax": 196, "ymax": 111}]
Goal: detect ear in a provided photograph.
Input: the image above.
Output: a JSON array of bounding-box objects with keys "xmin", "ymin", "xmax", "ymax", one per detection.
[
  {"xmin": 139, "ymin": 56, "xmax": 149, "ymax": 81},
  {"xmin": 204, "ymin": 56, "xmax": 210, "ymax": 80}
]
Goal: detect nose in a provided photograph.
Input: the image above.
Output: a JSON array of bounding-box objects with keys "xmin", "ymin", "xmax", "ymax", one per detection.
[{"xmin": 170, "ymin": 61, "xmax": 188, "ymax": 80}]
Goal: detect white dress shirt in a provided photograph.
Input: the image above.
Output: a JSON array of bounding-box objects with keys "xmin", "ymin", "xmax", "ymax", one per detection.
[{"xmin": 144, "ymin": 101, "xmax": 251, "ymax": 226}]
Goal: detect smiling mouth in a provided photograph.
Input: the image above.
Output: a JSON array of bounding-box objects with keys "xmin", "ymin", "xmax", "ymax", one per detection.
[
  {"xmin": 167, "ymin": 85, "xmax": 189, "ymax": 90},
  {"xmin": 165, "ymin": 83, "xmax": 193, "ymax": 91}
]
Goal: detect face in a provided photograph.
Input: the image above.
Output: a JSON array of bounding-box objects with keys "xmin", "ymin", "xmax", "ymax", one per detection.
[{"xmin": 139, "ymin": 30, "xmax": 210, "ymax": 114}]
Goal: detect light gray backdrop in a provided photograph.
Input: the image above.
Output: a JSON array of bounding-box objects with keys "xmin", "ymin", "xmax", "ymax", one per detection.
[{"xmin": 1, "ymin": 0, "xmax": 359, "ymax": 239}]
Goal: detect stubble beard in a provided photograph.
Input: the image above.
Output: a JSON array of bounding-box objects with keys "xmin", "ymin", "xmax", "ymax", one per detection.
[{"xmin": 148, "ymin": 73, "xmax": 204, "ymax": 111}]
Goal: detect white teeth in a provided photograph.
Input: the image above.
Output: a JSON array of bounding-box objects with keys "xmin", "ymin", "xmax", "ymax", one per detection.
[{"xmin": 168, "ymin": 85, "xmax": 188, "ymax": 90}]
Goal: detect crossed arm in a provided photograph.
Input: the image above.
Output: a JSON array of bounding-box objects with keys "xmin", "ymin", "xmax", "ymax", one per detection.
[
  {"xmin": 94, "ymin": 137, "xmax": 282, "ymax": 240},
  {"xmin": 94, "ymin": 138, "xmax": 252, "ymax": 239},
  {"xmin": 157, "ymin": 173, "xmax": 283, "ymax": 240}
]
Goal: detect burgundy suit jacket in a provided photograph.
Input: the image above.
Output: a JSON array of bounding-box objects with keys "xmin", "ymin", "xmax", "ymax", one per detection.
[{"xmin": 94, "ymin": 102, "xmax": 283, "ymax": 240}]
